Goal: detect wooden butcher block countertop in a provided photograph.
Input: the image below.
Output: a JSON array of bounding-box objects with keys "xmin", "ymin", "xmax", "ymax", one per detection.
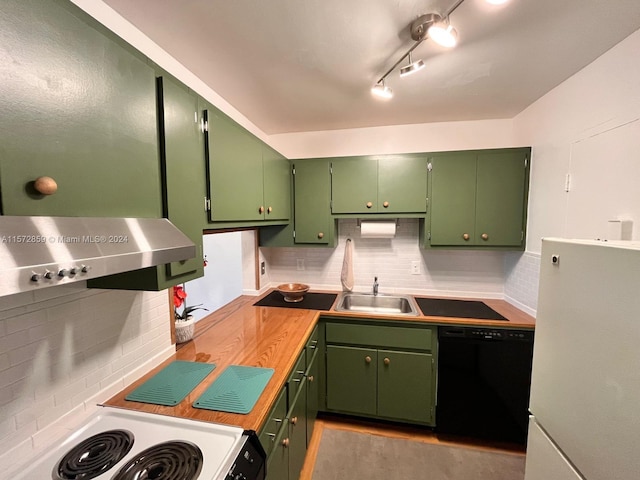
[{"xmin": 104, "ymin": 291, "xmax": 534, "ymax": 432}]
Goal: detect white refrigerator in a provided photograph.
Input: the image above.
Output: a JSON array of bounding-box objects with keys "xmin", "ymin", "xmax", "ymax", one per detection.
[{"xmin": 524, "ymin": 238, "xmax": 640, "ymax": 480}]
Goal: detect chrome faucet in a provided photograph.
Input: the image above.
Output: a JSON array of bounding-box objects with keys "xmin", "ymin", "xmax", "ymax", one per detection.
[{"xmin": 373, "ymin": 276, "xmax": 379, "ymax": 296}]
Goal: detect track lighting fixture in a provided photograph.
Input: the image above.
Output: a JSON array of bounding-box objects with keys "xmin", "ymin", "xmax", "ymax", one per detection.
[
  {"xmin": 399, "ymin": 52, "xmax": 425, "ymax": 77},
  {"xmin": 371, "ymin": 0, "xmax": 511, "ymax": 99},
  {"xmin": 371, "ymin": 79, "xmax": 393, "ymax": 99},
  {"xmin": 427, "ymin": 18, "xmax": 458, "ymax": 48}
]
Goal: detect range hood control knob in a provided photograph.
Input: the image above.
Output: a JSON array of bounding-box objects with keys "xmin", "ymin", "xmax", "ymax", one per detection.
[
  {"xmin": 44, "ymin": 271, "xmax": 55, "ymax": 279},
  {"xmin": 30, "ymin": 273, "xmax": 42, "ymax": 282},
  {"xmin": 58, "ymin": 269, "xmax": 70, "ymax": 278},
  {"xmin": 69, "ymin": 267, "xmax": 79, "ymax": 275},
  {"xmin": 81, "ymin": 265, "xmax": 91, "ymax": 273}
]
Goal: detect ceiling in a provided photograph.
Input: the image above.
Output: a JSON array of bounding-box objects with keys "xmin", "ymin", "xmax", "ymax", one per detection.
[{"xmin": 102, "ymin": 0, "xmax": 640, "ymax": 135}]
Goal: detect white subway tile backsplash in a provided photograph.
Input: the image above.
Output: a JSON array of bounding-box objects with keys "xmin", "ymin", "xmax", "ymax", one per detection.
[
  {"xmin": 504, "ymin": 251, "xmax": 541, "ymax": 315},
  {"xmin": 0, "ymin": 287, "xmax": 175, "ymax": 472},
  {"xmin": 262, "ymin": 219, "xmax": 507, "ymax": 297}
]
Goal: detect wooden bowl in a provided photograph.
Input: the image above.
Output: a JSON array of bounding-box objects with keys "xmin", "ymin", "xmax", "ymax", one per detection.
[{"xmin": 276, "ymin": 283, "xmax": 310, "ymax": 303}]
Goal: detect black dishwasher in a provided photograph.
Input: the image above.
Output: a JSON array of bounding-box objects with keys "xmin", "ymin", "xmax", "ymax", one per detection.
[{"xmin": 436, "ymin": 326, "xmax": 534, "ymax": 444}]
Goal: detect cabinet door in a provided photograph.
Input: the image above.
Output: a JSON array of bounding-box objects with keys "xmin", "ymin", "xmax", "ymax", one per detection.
[
  {"xmin": 259, "ymin": 388, "xmax": 287, "ymax": 458},
  {"xmin": 262, "ymin": 145, "xmax": 291, "ymax": 221},
  {"xmin": 0, "ymin": 0, "xmax": 160, "ymax": 217},
  {"xmin": 160, "ymin": 77, "xmax": 204, "ymax": 276},
  {"xmin": 331, "ymin": 157, "xmax": 378, "ymax": 213},
  {"xmin": 306, "ymin": 348, "xmax": 319, "ymax": 447},
  {"xmin": 326, "ymin": 345, "xmax": 377, "ymax": 416},
  {"xmin": 428, "ymin": 152, "xmax": 477, "ymax": 246},
  {"xmin": 266, "ymin": 418, "xmax": 289, "ymax": 480},
  {"xmin": 378, "ymin": 155, "xmax": 428, "ymax": 213},
  {"xmin": 377, "ymin": 350, "xmax": 434, "ymax": 424},
  {"xmin": 288, "ymin": 381, "xmax": 307, "ymax": 480},
  {"xmin": 207, "ymin": 112, "xmax": 263, "ymax": 221},
  {"xmin": 475, "ymin": 151, "xmax": 527, "ymax": 246},
  {"xmin": 294, "ymin": 160, "xmax": 334, "ymax": 244}
]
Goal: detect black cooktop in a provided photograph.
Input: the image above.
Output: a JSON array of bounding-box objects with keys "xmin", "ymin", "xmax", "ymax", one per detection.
[
  {"xmin": 253, "ymin": 291, "xmax": 337, "ymax": 311},
  {"xmin": 415, "ymin": 298, "xmax": 507, "ymax": 321}
]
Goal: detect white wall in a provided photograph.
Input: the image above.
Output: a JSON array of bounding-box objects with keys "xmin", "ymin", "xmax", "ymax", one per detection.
[
  {"xmin": 0, "ymin": 285, "xmax": 174, "ymax": 476},
  {"xmin": 270, "ymin": 119, "xmax": 517, "ymax": 159},
  {"xmin": 515, "ymin": 29, "xmax": 640, "ymax": 254},
  {"xmin": 182, "ymin": 232, "xmax": 244, "ymax": 321}
]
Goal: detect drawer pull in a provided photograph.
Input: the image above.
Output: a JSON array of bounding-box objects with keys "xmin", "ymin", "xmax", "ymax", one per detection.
[
  {"xmin": 365, "ymin": 356, "xmax": 372, "ymax": 364},
  {"xmin": 383, "ymin": 201, "xmax": 389, "ymax": 208},
  {"xmin": 383, "ymin": 357, "xmax": 391, "ymax": 366},
  {"xmin": 462, "ymin": 233, "xmax": 470, "ymax": 241},
  {"xmin": 266, "ymin": 433, "xmax": 276, "ymax": 439},
  {"xmin": 366, "ymin": 201, "xmax": 373, "ymax": 208},
  {"xmin": 481, "ymin": 233, "xmax": 489, "ymax": 241}
]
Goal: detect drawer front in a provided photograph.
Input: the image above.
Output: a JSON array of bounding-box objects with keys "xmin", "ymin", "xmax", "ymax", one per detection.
[
  {"xmin": 287, "ymin": 351, "xmax": 307, "ymax": 406},
  {"xmin": 326, "ymin": 322, "xmax": 434, "ymax": 351},
  {"xmin": 305, "ymin": 326, "xmax": 319, "ymax": 359},
  {"xmin": 259, "ymin": 387, "xmax": 287, "ymax": 457}
]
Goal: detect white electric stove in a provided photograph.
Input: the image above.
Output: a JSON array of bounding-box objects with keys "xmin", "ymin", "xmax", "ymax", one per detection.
[{"xmin": 14, "ymin": 406, "xmax": 266, "ymax": 480}]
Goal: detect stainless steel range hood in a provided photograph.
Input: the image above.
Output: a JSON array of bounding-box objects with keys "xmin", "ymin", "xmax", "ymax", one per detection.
[{"xmin": 0, "ymin": 216, "xmax": 196, "ymax": 297}]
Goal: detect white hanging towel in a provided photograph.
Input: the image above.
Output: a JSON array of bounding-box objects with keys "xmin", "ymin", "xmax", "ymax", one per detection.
[{"xmin": 341, "ymin": 238, "xmax": 354, "ymax": 292}]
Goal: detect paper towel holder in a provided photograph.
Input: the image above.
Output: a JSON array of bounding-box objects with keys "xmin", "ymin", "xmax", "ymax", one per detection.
[{"xmin": 356, "ymin": 219, "xmax": 399, "ymax": 227}]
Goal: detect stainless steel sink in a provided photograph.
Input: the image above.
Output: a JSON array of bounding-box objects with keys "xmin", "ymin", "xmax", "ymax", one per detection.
[{"xmin": 334, "ymin": 293, "xmax": 420, "ymax": 316}]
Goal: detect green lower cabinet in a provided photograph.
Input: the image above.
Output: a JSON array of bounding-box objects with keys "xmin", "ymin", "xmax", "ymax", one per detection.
[
  {"xmin": 326, "ymin": 345, "xmax": 377, "ymax": 416},
  {"xmin": 266, "ymin": 418, "xmax": 289, "ymax": 480},
  {"xmin": 288, "ymin": 381, "xmax": 307, "ymax": 480},
  {"xmin": 306, "ymin": 349, "xmax": 319, "ymax": 447},
  {"xmin": 377, "ymin": 350, "xmax": 434, "ymax": 424},
  {"xmin": 324, "ymin": 321, "xmax": 436, "ymax": 426},
  {"xmin": 259, "ymin": 388, "xmax": 287, "ymax": 459}
]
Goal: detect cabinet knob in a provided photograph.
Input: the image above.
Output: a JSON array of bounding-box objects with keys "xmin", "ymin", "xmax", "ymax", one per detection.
[
  {"xmin": 258, "ymin": 206, "xmax": 265, "ymax": 214},
  {"xmin": 481, "ymin": 233, "xmax": 489, "ymax": 241},
  {"xmin": 317, "ymin": 232, "xmax": 324, "ymax": 239},
  {"xmin": 365, "ymin": 356, "xmax": 372, "ymax": 364},
  {"xmin": 308, "ymin": 375, "xmax": 314, "ymax": 383},
  {"xmin": 383, "ymin": 357, "xmax": 390, "ymax": 366},
  {"xmin": 366, "ymin": 201, "xmax": 373, "ymax": 209},
  {"xmin": 291, "ymin": 416, "xmax": 298, "ymax": 425},
  {"xmin": 267, "ymin": 206, "xmax": 273, "ymax": 214},
  {"xmin": 33, "ymin": 176, "xmax": 58, "ymax": 195},
  {"xmin": 282, "ymin": 438, "xmax": 290, "ymax": 448},
  {"xmin": 383, "ymin": 201, "xmax": 389, "ymax": 208},
  {"xmin": 462, "ymin": 233, "xmax": 470, "ymax": 241}
]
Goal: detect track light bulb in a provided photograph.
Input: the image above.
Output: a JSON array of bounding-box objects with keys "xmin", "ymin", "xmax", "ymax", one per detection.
[
  {"xmin": 428, "ymin": 21, "xmax": 458, "ymax": 48},
  {"xmin": 399, "ymin": 53, "xmax": 425, "ymax": 77},
  {"xmin": 371, "ymin": 81, "xmax": 393, "ymax": 99}
]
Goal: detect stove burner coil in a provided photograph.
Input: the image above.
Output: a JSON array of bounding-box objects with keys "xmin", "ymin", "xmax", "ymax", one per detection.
[
  {"xmin": 111, "ymin": 441, "xmax": 203, "ymax": 480},
  {"xmin": 55, "ymin": 429, "xmax": 134, "ymax": 480}
]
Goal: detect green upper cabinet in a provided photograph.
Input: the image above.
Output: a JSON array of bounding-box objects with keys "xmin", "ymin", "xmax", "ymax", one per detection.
[
  {"xmin": 158, "ymin": 76, "xmax": 205, "ymax": 278},
  {"xmin": 204, "ymin": 108, "xmax": 290, "ymax": 224},
  {"xmin": 331, "ymin": 155, "xmax": 428, "ymax": 214},
  {"xmin": 0, "ymin": 0, "xmax": 161, "ymax": 218},
  {"xmin": 89, "ymin": 74, "xmax": 205, "ymax": 291},
  {"xmin": 426, "ymin": 148, "xmax": 530, "ymax": 248},
  {"xmin": 263, "ymin": 145, "xmax": 291, "ymax": 221},
  {"xmin": 259, "ymin": 158, "xmax": 336, "ymax": 248},
  {"xmin": 293, "ymin": 159, "xmax": 336, "ymax": 245}
]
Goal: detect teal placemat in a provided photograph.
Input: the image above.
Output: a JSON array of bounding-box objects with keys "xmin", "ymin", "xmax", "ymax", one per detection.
[
  {"xmin": 126, "ymin": 360, "xmax": 216, "ymax": 406},
  {"xmin": 193, "ymin": 365, "xmax": 274, "ymax": 414}
]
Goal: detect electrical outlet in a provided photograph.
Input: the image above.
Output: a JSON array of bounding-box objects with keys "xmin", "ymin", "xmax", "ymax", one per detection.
[
  {"xmin": 296, "ymin": 259, "xmax": 305, "ymax": 271},
  {"xmin": 261, "ymin": 261, "xmax": 266, "ymax": 275},
  {"xmin": 411, "ymin": 260, "xmax": 420, "ymax": 275}
]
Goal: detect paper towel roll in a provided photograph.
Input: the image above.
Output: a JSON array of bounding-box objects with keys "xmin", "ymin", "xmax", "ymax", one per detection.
[{"xmin": 360, "ymin": 221, "xmax": 396, "ymax": 238}]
